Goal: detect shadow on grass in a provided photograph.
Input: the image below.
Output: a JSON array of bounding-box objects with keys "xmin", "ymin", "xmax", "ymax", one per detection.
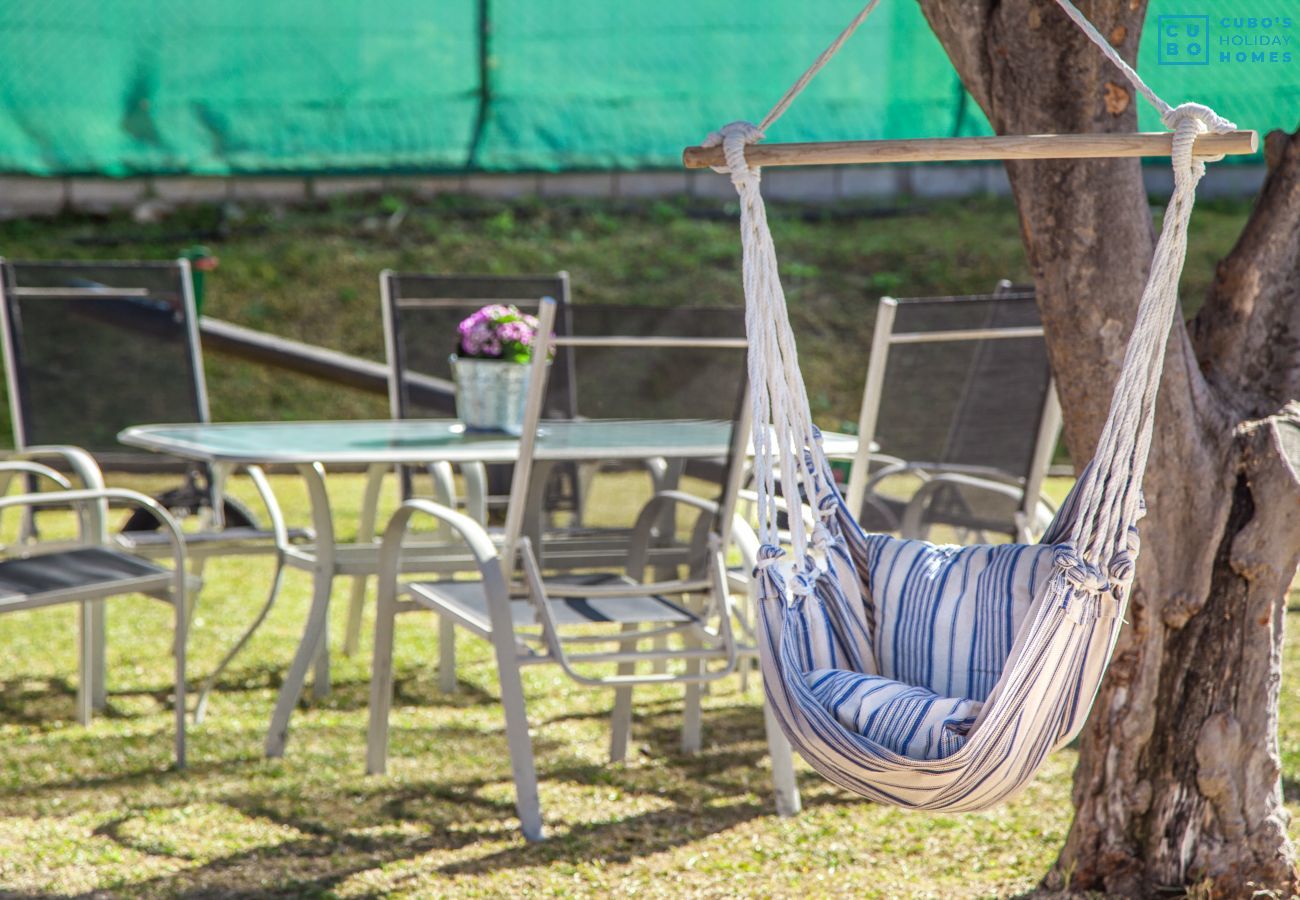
[
  {"xmin": 0, "ymin": 665, "xmax": 501, "ymax": 735},
  {"xmin": 97, "ymin": 824, "xmax": 495, "ymax": 896},
  {"xmin": 530, "ymin": 693, "xmax": 685, "ymax": 730},
  {"xmin": 191, "ymin": 662, "xmax": 500, "ymax": 713},
  {"xmin": 0, "ymin": 746, "xmax": 256, "ymax": 804},
  {"xmin": 0, "ymin": 675, "xmax": 80, "ymax": 726},
  {"xmin": 0, "ymin": 675, "xmax": 181, "ymax": 727},
  {"xmin": 25, "ymin": 700, "xmax": 838, "ymax": 894}
]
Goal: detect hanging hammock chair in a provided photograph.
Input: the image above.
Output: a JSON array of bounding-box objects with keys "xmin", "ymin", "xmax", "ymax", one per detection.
[{"xmin": 693, "ymin": 0, "xmax": 1256, "ymax": 810}]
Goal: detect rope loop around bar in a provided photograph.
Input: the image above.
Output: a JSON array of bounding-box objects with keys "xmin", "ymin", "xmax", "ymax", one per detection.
[
  {"xmin": 1162, "ymin": 101, "xmax": 1237, "ymax": 167},
  {"xmin": 701, "ymin": 121, "xmax": 764, "ymax": 178}
]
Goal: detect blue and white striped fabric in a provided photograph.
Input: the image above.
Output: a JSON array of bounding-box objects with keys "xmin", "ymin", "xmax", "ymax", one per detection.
[
  {"xmin": 806, "ymin": 668, "xmax": 980, "ymax": 759},
  {"xmin": 753, "ymin": 469, "xmax": 1136, "ymax": 810},
  {"xmin": 795, "ymin": 533, "xmax": 1056, "ymax": 761},
  {"xmin": 856, "ymin": 536, "xmax": 1055, "ymax": 702}
]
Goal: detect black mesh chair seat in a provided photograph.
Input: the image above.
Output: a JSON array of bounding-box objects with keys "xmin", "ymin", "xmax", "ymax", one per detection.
[
  {"xmin": 535, "ymin": 524, "xmax": 698, "ymax": 568},
  {"xmin": 408, "ymin": 573, "xmax": 699, "ymax": 641},
  {"xmin": 0, "ymin": 547, "xmax": 171, "ymax": 609}
]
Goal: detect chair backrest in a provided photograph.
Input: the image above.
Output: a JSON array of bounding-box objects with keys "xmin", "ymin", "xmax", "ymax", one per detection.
[
  {"xmin": 567, "ymin": 304, "xmax": 748, "ymax": 422},
  {"xmin": 504, "ymin": 301, "xmax": 750, "ymax": 573},
  {"xmin": 379, "ymin": 270, "xmax": 575, "ymax": 420},
  {"xmin": 0, "ymin": 259, "xmax": 207, "ymax": 469},
  {"xmin": 845, "ymin": 290, "xmax": 1061, "ymax": 526},
  {"xmin": 379, "ymin": 270, "xmax": 578, "ymax": 515}
]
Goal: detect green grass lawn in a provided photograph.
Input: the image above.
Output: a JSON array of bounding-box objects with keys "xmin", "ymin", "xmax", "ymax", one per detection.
[{"xmin": 0, "ymin": 471, "xmax": 1294, "ymax": 897}]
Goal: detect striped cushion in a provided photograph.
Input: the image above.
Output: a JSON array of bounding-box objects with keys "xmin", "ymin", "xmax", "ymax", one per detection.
[
  {"xmin": 856, "ymin": 536, "xmax": 1056, "ymax": 702},
  {"xmin": 806, "ymin": 668, "xmax": 981, "ymax": 760}
]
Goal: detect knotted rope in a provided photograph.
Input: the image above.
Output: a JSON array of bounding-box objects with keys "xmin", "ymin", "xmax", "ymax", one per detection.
[{"xmin": 706, "ymin": 0, "xmax": 1234, "ymax": 607}]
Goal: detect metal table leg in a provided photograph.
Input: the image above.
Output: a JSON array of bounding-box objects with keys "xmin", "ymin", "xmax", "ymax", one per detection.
[{"xmin": 265, "ymin": 462, "xmax": 336, "ymax": 757}]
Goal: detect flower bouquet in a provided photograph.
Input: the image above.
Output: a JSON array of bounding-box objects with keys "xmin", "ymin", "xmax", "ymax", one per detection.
[{"xmin": 451, "ymin": 304, "xmax": 545, "ymax": 433}]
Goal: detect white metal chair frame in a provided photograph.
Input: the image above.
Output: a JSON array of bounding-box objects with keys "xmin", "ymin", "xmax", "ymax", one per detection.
[
  {"xmin": 844, "ymin": 293, "xmax": 1063, "ymax": 543},
  {"xmin": 365, "ymin": 298, "xmax": 800, "ymax": 841},
  {"xmin": 0, "ymin": 459, "xmax": 190, "ymax": 767}
]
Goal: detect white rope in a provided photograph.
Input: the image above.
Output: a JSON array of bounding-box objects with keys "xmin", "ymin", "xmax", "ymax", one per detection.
[
  {"xmin": 706, "ymin": 0, "xmax": 1236, "ymax": 604},
  {"xmin": 758, "ymin": 0, "xmax": 883, "ymax": 134},
  {"xmin": 702, "ymin": 1, "xmax": 889, "ymax": 564},
  {"xmin": 701, "ymin": 121, "xmax": 834, "ymax": 563},
  {"xmin": 1051, "ymin": 0, "xmax": 1173, "ymax": 120},
  {"xmin": 1063, "ymin": 110, "xmax": 1215, "ymax": 589},
  {"xmin": 1046, "ymin": 1, "xmax": 1236, "ymax": 600},
  {"xmin": 1052, "ymin": 0, "xmax": 1236, "ymax": 140}
]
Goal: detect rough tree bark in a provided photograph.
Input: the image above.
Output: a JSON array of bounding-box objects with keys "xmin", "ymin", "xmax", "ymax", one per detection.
[{"xmin": 916, "ymin": 1, "xmax": 1300, "ymax": 895}]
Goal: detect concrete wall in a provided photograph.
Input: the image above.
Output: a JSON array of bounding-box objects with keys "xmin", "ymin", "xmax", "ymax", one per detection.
[{"xmin": 0, "ymin": 164, "xmax": 1266, "ymax": 219}]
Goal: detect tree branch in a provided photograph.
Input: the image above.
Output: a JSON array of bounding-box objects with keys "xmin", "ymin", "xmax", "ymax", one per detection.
[
  {"xmin": 915, "ymin": 1, "xmax": 997, "ymax": 114},
  {"xmin": 1191, "ymin": 128, "xmax": 1300, "ymax": 415}
]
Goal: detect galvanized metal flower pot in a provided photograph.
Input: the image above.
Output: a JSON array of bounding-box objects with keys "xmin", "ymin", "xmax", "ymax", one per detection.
[{"xmin": 449, "ymin": 355, "xmax": 532, "ymax": 434}]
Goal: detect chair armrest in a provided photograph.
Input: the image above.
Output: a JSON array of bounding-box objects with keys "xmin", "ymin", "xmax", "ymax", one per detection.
[
  {"xmin": 378, "ymin": 498, "xmax": 502, "ymax": 582},
  {"xmin": 0, "ymin": 449, "xmax": 110, "ymax": 542},
  {"xmin": 0, "ymin": 487, "xmax": 188, "ymax": 579},
  {"xmin": 626, "ymin": 490, "xmax": 720, "ymax": 581},
  {"xmin": 0, "ymin": 461, "xmax": 73, "ymax": 491},
  {"xmin": 869, "ymin": 461, "xmax": 1028, "ymax": 494},
  {"xmin": 0, "ymin": 461, "xmax": 76, "ymax": 543},
  {"xmin": 3, "ymin": 446, "xmax": 106, "ymax": 491},
  {"xmin": 862, "ymin": 460, "xmax": 932, "ymax": 495},
  {"xmin": 898, "ymin": 472, "xmax": 1024, "ymax": 539}
]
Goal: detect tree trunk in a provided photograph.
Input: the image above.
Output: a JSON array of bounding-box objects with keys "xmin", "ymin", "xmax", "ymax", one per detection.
[{"xmin": 917, "ymin": 1, "xmax": 1300, "ymax": 894}]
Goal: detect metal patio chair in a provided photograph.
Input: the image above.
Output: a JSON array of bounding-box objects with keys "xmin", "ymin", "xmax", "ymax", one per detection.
[
  {"xmin": 343, "ymin": 271, "xmax": 576, "ymax": 656},
  {"xmin": 843, "ymin": 288, "xmax": 1062, "ymax": 543},
  {"xmin": 365, "ymin": 298, "xmax": 800, "ymax": 841},
  {"xmin": 427, "ymin": 301, "xmax": 758, "ymax": 693},
  {"xmin": 0, "ymin": 258, "xmax": 297, "ymax": 720},
  {"xmin": 0, "ymin": 458, "xmax": 190, "ymax": 767}
]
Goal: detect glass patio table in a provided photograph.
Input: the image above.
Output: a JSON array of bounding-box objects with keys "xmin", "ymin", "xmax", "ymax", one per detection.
[{"xmin": 119, "ymin": 418, "xmax": 858, "ymax": 756}]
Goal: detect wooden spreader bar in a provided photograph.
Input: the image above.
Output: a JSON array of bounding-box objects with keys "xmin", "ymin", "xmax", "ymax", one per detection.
[{"xmin": 682, "ymin": 130, "xmax": 1258, "ymax": 169}]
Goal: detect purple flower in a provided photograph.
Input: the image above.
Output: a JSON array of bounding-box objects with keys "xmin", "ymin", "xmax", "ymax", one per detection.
[
  {"xmin": 456, "ymin": 303, "xmax": 541, "ymax": 361},
  {"xmin": 497, "ymin": 321, "xmax": 529, "ymax": 344}
]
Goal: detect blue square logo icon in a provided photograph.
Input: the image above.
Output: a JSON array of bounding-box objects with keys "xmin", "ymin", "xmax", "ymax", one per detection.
[{"xmin": 1157, "ymin": 15, "xmax": 1210, "ymax": 65}]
